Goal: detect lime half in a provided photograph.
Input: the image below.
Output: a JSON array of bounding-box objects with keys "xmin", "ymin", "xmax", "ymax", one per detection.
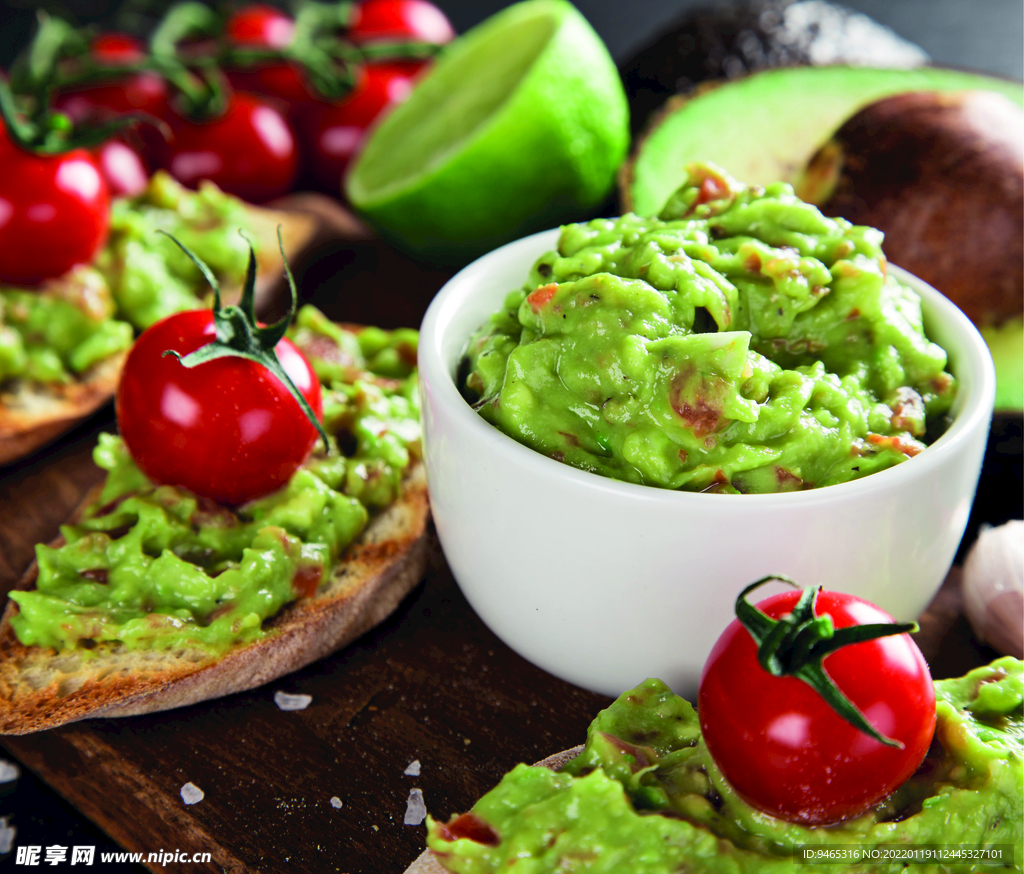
[{"xmin": 345, "ymin": 0, "xmax": 629, "ymax": 264}]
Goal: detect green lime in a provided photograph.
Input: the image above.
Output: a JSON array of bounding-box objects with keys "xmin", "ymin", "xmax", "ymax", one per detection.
[{"xmin": 345, "ymin": 0, "xmax": 629, "ymax": 264}]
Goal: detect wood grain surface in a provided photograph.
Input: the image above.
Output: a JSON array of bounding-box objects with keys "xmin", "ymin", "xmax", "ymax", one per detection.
[
  {"xmin": 0, "ymin": 456, "xmax": 612, "ymax": 873},
  {"xmin": 0, "ymin": 233, "xmax": 1008, "ymax": 874}
]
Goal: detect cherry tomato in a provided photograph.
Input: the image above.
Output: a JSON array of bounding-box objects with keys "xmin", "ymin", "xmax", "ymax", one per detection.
[
  {"xmin": 91, "ymin": 32, "xmax": 146, "ymax": 64},
  {"xmin": 224, "ymin": 4, "xmax": 311, "ymax": 107},
  {"xmin": 227, "ymin": 3, "xmax": 295, "ymax": 48},
  {"xmin": 117, "ymin": 309, "xmax": 322, "ymax": 506},
  {"xmin": 697, "ymin": 589, "xmax": 936, "ymax": 825},
  {"xmin": 161, "ymin": 92, "xmax": 299, "ymax": 202},
  {"xmin": 349, "ymin": 0, "xmax": 455, "ymax": 45},
  {"xmin": 56, "ymin": 33, "xmax": 169, "ymax": 123},
  {"xmin": 94, "ymin": 139, "xmax": 148, "ymax": 197},
  {"xmin": 0, "ymin": 138, "xmax": 110, "ymax": 285},
  {"xmin": 298, "ymin": 64, "xmax": 415, "ymax": 192}
]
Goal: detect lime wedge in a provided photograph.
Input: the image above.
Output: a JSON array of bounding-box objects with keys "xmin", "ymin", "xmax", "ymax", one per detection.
[{"xmin": 345, "ymin": 0, "xmax": 629, "ymax": 264}]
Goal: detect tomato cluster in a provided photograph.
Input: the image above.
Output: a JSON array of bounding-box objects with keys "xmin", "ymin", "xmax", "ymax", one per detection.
[
  {"xmin": 52, "ymin": 1, "xmax": 454, "ymax": 203},
  {"xmin": 0, "ymin": 1, "xmax": 453, "ymax": 284}
]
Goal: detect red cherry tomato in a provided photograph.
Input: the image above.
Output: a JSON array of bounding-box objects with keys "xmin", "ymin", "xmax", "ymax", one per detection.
[
  {"xmin": 298, "ymin": 64, "xmax": 415, "ymax": 192},
  {"xmin": 91, "ymin": 32, "xmax": 146, "ymax": 64},
  {"xmin": 0, "ymin": 139, "xmax": 110, "ymax": 285},
  {"xmin": 117, "ymin": 309, "xmax": 322, "ymax": 506},
  {"xmin": 349, "ymin": 0, "xmax": 455, "ymax": 44},
  {"xmin": 94, "ymin": 139, "xmax": 149, "ymax": 197},
  {"xmin": 56, "ymin": 33, "xmax": 169, "ymax": 123},
  {"xmin": 162, "ymin": 92, "xmax": 299, "ymax": 202},
  {"xmin": 224, "ymin": 4, "xmax": 311, "ymax": 107},
  {"xmin": 697, "ymin": 589, "xmax": 936, "ymax": 825},
  {"xmin": 226, "ymin": 3, "xmax": 295, "ymax": 48}
]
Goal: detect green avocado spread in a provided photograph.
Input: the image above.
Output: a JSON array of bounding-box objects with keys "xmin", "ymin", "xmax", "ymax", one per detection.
[
  {"xmin": 460, "ymin": 164, "xmax": 957, "ymax": 493},
  {"xmin": 427, "ymin": 659, "xmax": 1024, "ymax": 873},
  {"xmin": 0, "ymin": 172, "xmax": 257, "ymax": 388},
  {"xmin": 8, "ymin": 307, "xmax": 420, "ymax": 653}
]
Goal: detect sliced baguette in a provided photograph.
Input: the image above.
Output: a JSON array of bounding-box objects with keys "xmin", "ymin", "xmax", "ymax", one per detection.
[
  {"xmin": 0, "ymin": 350, "xmax": 127, "ymax": 467},
  {"xmin": 405, "ymin": 747, "xmax": 585, "ymax": 874},
  {"xmin": 0, "ymin": 200, "xmax": 320, "ymax": 468},
  {"xmin": 0, "ymin": 461, "xmax": 429, "ymax": 735}
]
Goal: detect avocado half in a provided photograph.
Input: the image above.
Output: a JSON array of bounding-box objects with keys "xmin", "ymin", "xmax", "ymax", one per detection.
[
  {"xmin": 621, "ymin": 66, "xmax": 1024, "ymax": 410},
  {"xmin": 619, "ymin": 0, "xmax": 928, "ymax": 136},
  {"xmin": 622, "ymin": 66, "xmax": 1024, "ymax": 216}
]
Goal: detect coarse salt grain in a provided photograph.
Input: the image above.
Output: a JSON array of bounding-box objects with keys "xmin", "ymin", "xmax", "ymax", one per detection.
[
  {"xmin": 330, "ymin": 797, "xmax": 343, "ymax": 809},
  {"xmin": 181, "ymin": 782, "xmax": 204, "ymax": 805},
  {"xmin": 0, "ymin": 817, "xmax": 15, "ymax": 854},
  {"xmin": 274, "ymin": 691, "xmax": 313, "ymax": 711},
  {"xmin": 0, "ymin": 760, "xmax": 20, "ymax": 783},
  {"xmin": 404, "ymin": 788, "xmax": 427, "ymax": 826},
  {"xmin": 404, "ymin": 759, "xmax": 421, "ymax": 776}
]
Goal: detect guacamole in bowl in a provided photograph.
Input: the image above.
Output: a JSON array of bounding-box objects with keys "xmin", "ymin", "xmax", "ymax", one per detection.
[
  {"xmin": 417, "ymin": 165, "xmax": 994, "ymax": 698},
  {"xmin": 459, "ymin": 164, "xmax": 956, "ymax": 493}
]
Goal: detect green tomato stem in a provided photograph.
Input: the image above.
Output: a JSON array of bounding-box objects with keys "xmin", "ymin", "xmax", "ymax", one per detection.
[
  {"xmin": 734, "ymin": 576, "xmax": 918, "ymax": 748},
  {"xmin": 157, "ymin": 229, "xmax": 330, "ymax": 454}
]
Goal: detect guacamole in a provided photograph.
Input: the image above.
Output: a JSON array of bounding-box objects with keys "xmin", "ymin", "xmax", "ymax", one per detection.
[
  {"xmin": 0, "ymin": 172, "xmax": 257, "ymax": 388},
  {"xmin": 8, "ymin": 307, "xmax": 421, "ymax": 653},
  {"xmin": 460, "ymin": 164, "xmax": 956, "ymax": 493},
  {"xmin": 97, "ymin": 171, "xmax": 256, "ymax": 330},
  {"xmin": 427, "ymin": 659, "xmax": 1024, "ymax": 873}
]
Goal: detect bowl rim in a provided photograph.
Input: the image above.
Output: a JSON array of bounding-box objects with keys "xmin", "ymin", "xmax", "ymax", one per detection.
[{"xmin": 419, "ymin": 227, "xmax": 996, "ymax": 507}]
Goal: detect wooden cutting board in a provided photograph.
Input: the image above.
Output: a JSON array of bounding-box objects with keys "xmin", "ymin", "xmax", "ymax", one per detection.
[
  {"xmin": 0, "ymin": 227, "xmax": 1006, "ymax": 873},
  {"xmin": 0, "ymin": 412, "xmax": 998, "ymax": 874},
  {"xmin": 0, "ymin": 417, "xmax": 613, "ymax": 872}
]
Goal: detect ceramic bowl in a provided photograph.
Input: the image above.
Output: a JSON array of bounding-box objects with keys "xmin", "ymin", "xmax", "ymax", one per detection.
[{"xmin": 418, "ymin": 228, "xmax": 996, "ymax": 698}]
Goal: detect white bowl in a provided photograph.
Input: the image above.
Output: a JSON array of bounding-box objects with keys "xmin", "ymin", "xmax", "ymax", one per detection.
[{"xmin": 419, "ymin": 228, "xmax": 996, "ymax": 699}]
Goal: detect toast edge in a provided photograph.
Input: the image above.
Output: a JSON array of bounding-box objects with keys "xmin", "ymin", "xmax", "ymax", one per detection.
[
  {"xmin": 404, "ymin": 746, "xmax": 585, "ymax": 874},
  {"xmin": 0, "ymin": 463, "xmax": 430, "ymax": 734},
  {"xmin": 0, "ymin": 202, "xmax": 320, "ymax": 469}
]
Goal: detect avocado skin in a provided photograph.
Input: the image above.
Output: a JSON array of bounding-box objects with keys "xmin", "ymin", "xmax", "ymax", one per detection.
[{"xmin": 620, "ymin": 0, "xmax": 927, "ymax": 135}]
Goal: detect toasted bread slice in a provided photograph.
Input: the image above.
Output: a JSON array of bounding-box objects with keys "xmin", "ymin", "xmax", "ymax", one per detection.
[
  {"xmin": 0, "ymin": 462, "xmax": 429, "ymax": 735},
  {"xmin": 0, "ymin": 350, "xmax": 127, "ymax": 467},
  {"xmin": 404, "ymin": 747, "xmax": 584, "ymax": 874},
  {"xmin": 0, "ymin": 201, "xmax": 319, "ymax": 468}
]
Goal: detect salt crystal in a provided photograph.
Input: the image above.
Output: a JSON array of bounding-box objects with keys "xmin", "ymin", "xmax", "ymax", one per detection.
[
  {"xmin": 330, "ymin": 797, "xmax": 342, "ymax": 809},
  {"xmin": 404, "ymin": 788, "xmax": 426, "ymax": 826},
  {"xmin": 181, "ymin": 782, "xmax": 204, "ymax": 805},
  {"xmin": 403, "ymin": 759, "xmax": 421, "ymax": 776},
  {"xmin": 0, "ymin": 760, "xmax": 19, "ymax": 783},
  {"xmin": 0, "ymin": 817, "xmax": 15, "ymax": 854},
  {"xmin": 274, "ymin": 691, "xmax": 312, "ymax": 711}
]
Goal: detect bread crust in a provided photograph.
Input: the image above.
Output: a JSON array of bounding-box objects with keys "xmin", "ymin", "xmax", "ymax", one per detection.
[
  {"xmin": 405, "ymin": 747, "xmax": 585, "ymax": 874},
  {"xmin": 0, "ymin": 351, "xmax": 127, "ymax": 467},
  {"xmin": 0, "ymin": 462, "xmax": 429, "ymax": 734},
  {"xmin": 0, "ymin": 202, "xmax": 318, "ymax": 468}
]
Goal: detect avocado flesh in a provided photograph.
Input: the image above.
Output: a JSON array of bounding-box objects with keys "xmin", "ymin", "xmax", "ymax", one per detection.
[
  {"xmin": 623, "ymin": 66, "xmax": 1024, "ymax": 412},
  {"xmin": 983, "ymin": 320, "xmax": 1024, "ymax": 414},
  {"xmin": 625, "ymin": 66, "xmax": 1024, "ymax": 216}
]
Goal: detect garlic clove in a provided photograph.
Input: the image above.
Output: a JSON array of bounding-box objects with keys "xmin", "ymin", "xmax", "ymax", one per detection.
[{"xmin": 963, "ymin": 520, "xmax": 1024, "ymax": 659}]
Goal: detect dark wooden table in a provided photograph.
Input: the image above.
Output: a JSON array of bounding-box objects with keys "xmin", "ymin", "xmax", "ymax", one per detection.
[{"xmin": 0, "ymin": 233, "xmax": 1009, "ymax": 874}]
